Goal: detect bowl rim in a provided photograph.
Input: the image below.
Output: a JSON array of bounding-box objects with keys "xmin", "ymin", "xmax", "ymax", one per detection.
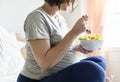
[{"xmin": 80, "ymin": 39, "xmax": 103, "ymax": 41}]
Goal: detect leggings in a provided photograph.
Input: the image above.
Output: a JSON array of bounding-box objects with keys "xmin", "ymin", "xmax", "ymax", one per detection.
[{"xmin": 17, "ymin": 56, "xmax": 106, "ymax": 82}]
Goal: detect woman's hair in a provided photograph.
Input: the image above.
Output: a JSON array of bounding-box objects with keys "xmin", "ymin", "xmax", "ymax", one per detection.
[
  {"xmin": 45, "ymin": 0, "xmax": 79, "ymax": 12},
  {"xmin": 44, "ymin": 0, "xmax": 77, "ymax": 11},
  {"xmin": 45, "ymin": 0, "xmax": 71, "ymax": 6}
]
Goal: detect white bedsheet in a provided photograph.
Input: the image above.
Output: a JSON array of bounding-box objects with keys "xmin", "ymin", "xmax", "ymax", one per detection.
[
  {"xmin": 0, "ymin": 25, "xmax": 25, "ymax": 82},
  {"xmin": 0, "ymin": 74, "xmax": 18, "ymax": 82}
]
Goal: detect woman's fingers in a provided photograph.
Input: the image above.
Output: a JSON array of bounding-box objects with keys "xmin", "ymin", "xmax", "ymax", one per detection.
[
  {"xmin": 80, "ymin": 45, "xmax": 93, "ymax": 54},
  {"xmin": 82, "ymin": 15, "xmax": 88, "ymax": 21},
  {"xmin": 71, "ymin": 15, "xmax": 88, "ymax": 35}
]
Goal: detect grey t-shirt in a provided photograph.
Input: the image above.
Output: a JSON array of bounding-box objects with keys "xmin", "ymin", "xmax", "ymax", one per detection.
[{"xmin": 21, "ymin": 7, "xmax": 77, "ymax": 80}]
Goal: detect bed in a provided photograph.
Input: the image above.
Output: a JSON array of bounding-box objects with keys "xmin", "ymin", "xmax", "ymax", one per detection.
[{"xmin": 0, "ymin": 25, "xmax": 25, "ymax": 82}]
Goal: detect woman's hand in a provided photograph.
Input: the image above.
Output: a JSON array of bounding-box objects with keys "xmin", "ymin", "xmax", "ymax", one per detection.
[
  {"xmin": 70, "ymin": 15, "xmax": 88, "ymax": 35},
  {"xmin": 73, "ymin": 45, "xmax": 93, "ymax": 54}
]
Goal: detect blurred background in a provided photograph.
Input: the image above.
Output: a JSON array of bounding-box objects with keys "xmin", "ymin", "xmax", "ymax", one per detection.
[{"xmin": 0, "ymin": 0, "xmax": 120, "ymax": 82}]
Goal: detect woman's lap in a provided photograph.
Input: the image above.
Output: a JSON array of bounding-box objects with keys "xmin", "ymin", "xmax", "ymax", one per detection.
[{"xmin": 17, "ymin": 56, "xmax": 106, "ymax": 82}]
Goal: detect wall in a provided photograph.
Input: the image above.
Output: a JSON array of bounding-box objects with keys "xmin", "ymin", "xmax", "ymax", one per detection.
[{"xmin": 0, "ymin": 0, "xmax": 44, "ymax": 37}]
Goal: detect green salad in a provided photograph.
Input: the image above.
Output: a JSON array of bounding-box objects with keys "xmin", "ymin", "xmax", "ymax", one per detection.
[{"xmin": 79, "ymin": 34, "xmax": 102, "ymax": 40}]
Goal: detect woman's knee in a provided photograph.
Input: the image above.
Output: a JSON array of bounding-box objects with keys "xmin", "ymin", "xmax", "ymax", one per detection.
[
  {"xmin": 81, "ymin": 55, "xmax": 107, "ymax": 70},
  {"xmin": 76, "ymin": 61, "xmax": 106, "ymax": 82}
]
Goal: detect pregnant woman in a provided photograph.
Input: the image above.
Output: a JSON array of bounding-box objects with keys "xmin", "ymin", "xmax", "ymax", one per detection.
[{"xmin": 17, "ymin": 0, "xmax": 107, "ymax": 82}]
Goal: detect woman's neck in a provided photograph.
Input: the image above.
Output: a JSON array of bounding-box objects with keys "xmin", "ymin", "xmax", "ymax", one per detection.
[{"xmin": 41, "ymin": 3, "xmax": 59, "ymax": 16}]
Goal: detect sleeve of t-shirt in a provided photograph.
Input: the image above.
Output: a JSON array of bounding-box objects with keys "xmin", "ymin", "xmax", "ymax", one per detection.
[{"xmin": 24, "ymin": 12, "xmax": 50, "ymax": 41}]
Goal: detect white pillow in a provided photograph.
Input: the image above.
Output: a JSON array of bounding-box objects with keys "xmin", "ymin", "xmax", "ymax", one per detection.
[
  {"xmin": 0, "ymin": 25, "xmax": 25, "ymax": 76},
  {"xmin": 0, "ymin": 25, "xmax": 9, "ymax": 37},
  {"xmin": 9, "ymin": 32, "xmax": 25, "ymax": 50}
]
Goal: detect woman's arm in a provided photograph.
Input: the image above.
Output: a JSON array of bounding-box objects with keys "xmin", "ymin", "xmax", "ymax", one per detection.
[
  {"xmin": 29, "ymin": 32, "xmax": 78, "ymax": 71},
  {"xmin": 29, "ymin": 16, "xmax": 87, "ymax": 71}
]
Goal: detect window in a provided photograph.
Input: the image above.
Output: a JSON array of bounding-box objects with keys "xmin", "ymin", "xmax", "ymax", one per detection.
[{"xmin": 103, "ymin": 0, "xmax": 120, "ymax": 47}]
